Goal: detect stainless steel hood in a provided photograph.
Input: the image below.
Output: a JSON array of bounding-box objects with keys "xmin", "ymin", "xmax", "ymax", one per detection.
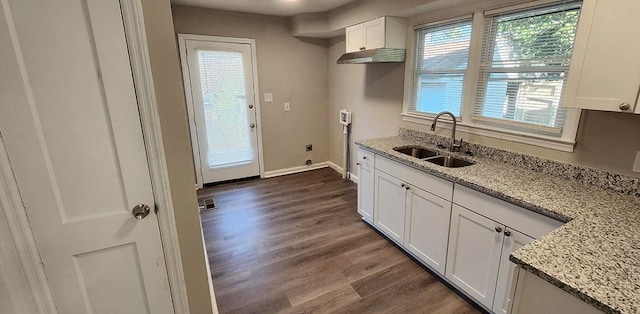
[{"xmin": 337, "ymin": 48, "xmax": 406, "ymax": 64}]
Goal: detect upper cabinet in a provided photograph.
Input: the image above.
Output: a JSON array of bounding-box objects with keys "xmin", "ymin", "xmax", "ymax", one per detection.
[
  {"xmin": 345, "ymin": 16, "xmax": 407, "ymax": 53},
  {"xmin": 563, "ymin": 0, "xmax": 640, "ymax": 113}
]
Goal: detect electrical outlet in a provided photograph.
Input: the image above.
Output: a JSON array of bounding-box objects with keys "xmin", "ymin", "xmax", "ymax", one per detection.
[
  {"xmin": 284, "ymin": 102, "xmax": 291, "ymax": 112},
  {"xmin": 633, "ymin": 151, "xmax": 640, "ymax": 173},
  {"xmin": 264, "ymin": 93, "xmax": 273, "ymax": 102},
  {"xmin": 306, "ymin": 144, "xmax": 313, "ymax": 152}
]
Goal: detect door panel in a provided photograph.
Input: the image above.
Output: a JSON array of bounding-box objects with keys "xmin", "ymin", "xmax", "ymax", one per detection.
[
  {"xmin": 364, "ymin": 18, "xmax": 385, "ymax": 50},
  {"xmin": 493, "ymin": 228, "xmax": 534, "ymax": 314},
  {"xmin": 446, "ymin": 204, "xmax": 503, "ymax": 308},
  {"xmin": 357, "ymin": 162, "xmax": 374, "ymax": 222},
  {"xmin": 0, "ymin": 0, "xmax": 173, "ymax": 313},
  {"xmin": 184, "ymin": 39, "xmax": 260, "ymax": 184},
  {"xmin": 404, "ymin": 186, "xmax": 452, "ymax": 274},
  {"xmin": 374, "ymin": 170, "xmax": 406, "ymax": 243}
]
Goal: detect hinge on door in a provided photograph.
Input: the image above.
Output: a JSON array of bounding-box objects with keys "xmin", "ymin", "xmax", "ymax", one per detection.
[{"xmin": 154, "ymin": 204, "xmax": 159, "ymax": 215}]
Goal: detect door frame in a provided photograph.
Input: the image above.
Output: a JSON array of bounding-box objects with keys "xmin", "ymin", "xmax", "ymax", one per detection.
[
  {"xmin": 0, "ymin": 0, "xmax": 193, "ymax": 313},
  {"xmin": 177, "ymin": 34, "xmax": 265, "ymax": 188}
]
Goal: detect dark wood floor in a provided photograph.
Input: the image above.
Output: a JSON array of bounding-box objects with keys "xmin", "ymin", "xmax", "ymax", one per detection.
[{"xmin": 198, "ymin": 168, "xmax": 481, "ymax": 314}]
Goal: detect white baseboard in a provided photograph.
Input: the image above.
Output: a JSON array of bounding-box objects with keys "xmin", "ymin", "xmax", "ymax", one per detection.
[
  {"xmin": 263, "ymin": 162, "xmax": 329, "ymax": 178},
  {"xmin": 263, "ymin": 161, "xmax": 360, "ymax": 184},
  {"xmin": 326, "ymin": 161, "xmax": 343, "ymax": 174}
]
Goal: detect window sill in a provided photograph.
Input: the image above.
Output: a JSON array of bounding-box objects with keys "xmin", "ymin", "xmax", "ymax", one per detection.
[{"xmin": 401, "ymin": 113, "xmax": 576, "ymax": 152}]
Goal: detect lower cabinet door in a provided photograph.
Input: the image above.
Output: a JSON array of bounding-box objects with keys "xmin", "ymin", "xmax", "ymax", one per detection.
[
  {"xmin": 404, "ymin": 185, "xmax": 451, "ymax": 274},
  {"xmin": 492, "ymin": 228, "xmax": 534, "ymax": 314},
  {"xmin": 357, "ymin": 162, "xmax": 374, "ymax": 222},
  {"xmin": 373, "ymin": 170, "xmax": 406, "ymax": 243},
  {"xmin": 446, "ymin": 204, "xmax": 504, "ymax": 308}
]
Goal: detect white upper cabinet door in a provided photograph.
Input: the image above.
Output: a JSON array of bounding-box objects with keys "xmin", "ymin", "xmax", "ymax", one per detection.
[
  {"xmin": 403, "ymin": 186, "xmax": 452, "ymax": 275},
  {"xmin": 357, "ymin": 162, "xmax": 375, "ymax": 223},
  {"xmin": 0, "ymin": 0, "xmax": 173, "ymax": 313},
  {"xmin": 492, "ymin": 228, "xmax": 534, "ymax": 314},
  {"xmin": 564, "ymin": 0, "xmax": 640, "ymax": 113},
  {"xmin": 363, "ymin": 17, "xmax": 386, "ymax": 50},
  {"xmin": 346, "ymin": 24, "xmax": 365, "ymax": 53},
  {"xmin": 374, "ymin": 170, "xmax": 407, "ymax": 243},
  {"xmin": 446, "ymin": 204, "xmax": 504, "ymax": 308}
]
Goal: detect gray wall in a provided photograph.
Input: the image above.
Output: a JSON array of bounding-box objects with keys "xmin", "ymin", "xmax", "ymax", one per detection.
[
  {"xmin": 140, "ymin": 1, "xmax": 214, "ymax": 313},
  {"xmin": 327, "ymin": 37, "xmax": 640, "ymax": 179},
  {"xmin": 172, "ymin": 5, "xmax": 330, "ymax": 172}
]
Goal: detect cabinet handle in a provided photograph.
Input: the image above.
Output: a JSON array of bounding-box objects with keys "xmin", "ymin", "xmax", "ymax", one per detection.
[
  {"xmin": 504, "ymin": 230, "xmax": 512, "ymax": 237},
  {"xmin": 619, "ymin": 103, "xmax": 631, "ymax": 111},
  {"xmin": 360, "ymin": 46, "xmax": 366, "ymax": 51},
  {"xmin": 495, "ymin": 226, "xmax": 503, "ymax": 233},
  {"xmin": 356, "ymin": 162, "xmax": 361, "ymax": 166},
  {"xmin": 400, "ymin": 183, "xmax": 406, "ymax": 188},
  {"xmin": 362, "ymin": 156, "xmax": 367, "ymax": 160}
]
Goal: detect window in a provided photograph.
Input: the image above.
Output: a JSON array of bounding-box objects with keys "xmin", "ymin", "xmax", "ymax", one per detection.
[
  {"xmin": 404, "ymin": 1, "xmax": 583, "ymax": 151},
  {"xmin": 411, "ymin": 20, "xmax": 473, "ymax": 116},
  {"xmin": 474, "ymin": 2, "xmax": 582, "ymax": 136}
]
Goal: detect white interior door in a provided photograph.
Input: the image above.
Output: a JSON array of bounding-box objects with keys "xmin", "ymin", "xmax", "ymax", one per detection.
[
  {"xmin": 181, "ymin": 37, "xmax": 261, "ymax": 185},
  {"xmin": 0, "ymin": 0, "xmax": 173, "ymax": 313}
]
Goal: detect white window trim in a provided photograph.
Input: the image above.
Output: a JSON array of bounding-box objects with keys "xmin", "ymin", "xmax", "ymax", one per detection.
[{"xmin": 402, "ymin": 5, "xmax": 582, "ymax": 153}]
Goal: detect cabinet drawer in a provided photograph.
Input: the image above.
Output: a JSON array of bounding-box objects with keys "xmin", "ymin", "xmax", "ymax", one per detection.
[
  {"xmin": 375, "ymin": 155, "xmax": 453, "ymax": 201},
  {"xmin": 356, "ymin": 148, "xmax": 375, "ymax": 168},
  {"xmin": 453, "ymin": 185, "xmax": 564, "ymax": 239}
]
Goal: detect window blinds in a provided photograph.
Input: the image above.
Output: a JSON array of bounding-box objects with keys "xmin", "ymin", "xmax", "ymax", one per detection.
[
  {"xmin": 411, "ymin": 20, "xmax": 473, "ymax": 116},
  {"xmin": 473, "ymin": 2, "xmax": 581, "ymax": 136}
]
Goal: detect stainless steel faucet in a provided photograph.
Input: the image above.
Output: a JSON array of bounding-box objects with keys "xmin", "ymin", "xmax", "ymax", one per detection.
[{"xmin": 431, "ymin": 111, "xmax": 463, "ymax": 152}]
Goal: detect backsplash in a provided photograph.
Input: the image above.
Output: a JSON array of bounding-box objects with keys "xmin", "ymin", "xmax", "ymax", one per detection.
[{"xmin": 399, "ymin": 127, "xmax": 640, "ymax": 197}]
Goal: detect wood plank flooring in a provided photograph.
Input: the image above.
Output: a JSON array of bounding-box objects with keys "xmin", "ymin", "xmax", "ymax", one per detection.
[{"xmin": 198, "ymin": 168, "xmax": 482, "ymax": 314}]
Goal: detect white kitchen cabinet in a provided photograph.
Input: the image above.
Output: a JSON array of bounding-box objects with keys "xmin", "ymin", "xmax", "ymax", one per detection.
[
  {"xmin": 509, "ymin": 267, "xmax": 604, "ymax": 314},
  {"xmin": 345, "ymin": 16, "xmax": 407, "ymax": 53},
  {"xmin": 404, "ymin": 185, "xmax": 451, "ymax": 274},
  {"xmin": 563, "ymin": 0, "xmax": 640, "ymax": 113},
  {"xmin": 373, "ymin": 170, "xmax": 407, "ymax": 243},
  {"xmin": 356, "ymin": 161, "xmax": 374, "ymax": 223},
  {"xmin": 446, "ymin": 204, "xmax": 504, "ymax": 308},
  {"xmin": 492, "ymin": 228, "xmax": 533, "ymax": 314}
]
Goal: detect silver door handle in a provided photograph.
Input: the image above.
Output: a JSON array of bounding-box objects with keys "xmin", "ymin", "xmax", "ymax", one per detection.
[
  {"xmin": 250, "ymin": 123, "xmax": 256, "ymax": 129},
  {"xmin": 132, "ymin": 204, "xmax": 151, "ymax": 220}
]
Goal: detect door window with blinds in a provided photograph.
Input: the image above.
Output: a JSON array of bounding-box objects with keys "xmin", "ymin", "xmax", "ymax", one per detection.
[
  {"xmin": 411, "ymin": 20, "xmax": 472, "ymax": 116},
  {"xmin": 474, "ymin": 2, "xmax": 581, "ymax": 136},
  {"xmin": 405, "ymin": 1, "xmax": 583, "ymax": 150}
]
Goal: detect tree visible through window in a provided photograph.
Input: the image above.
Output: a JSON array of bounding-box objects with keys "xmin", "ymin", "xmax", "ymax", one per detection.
[{"xmin": 474, "ymin": 2, "xmax": 581, "ymax": 134}]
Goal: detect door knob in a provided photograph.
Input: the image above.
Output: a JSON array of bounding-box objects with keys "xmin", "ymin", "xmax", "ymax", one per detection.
[
  {"xmin": 132, "ymin": 204, "xmax": 151, "ymax": 220},
  {"xmin": 248, "ymin": 104, "xmax": 254, "ymax": 109},
  {"xmin": 619, "ymin": 103, "xmax": 631, "ymax": 111},
  {"xmin": 250, "ymin": 123, "xmax": 256, "ymax": 129}
]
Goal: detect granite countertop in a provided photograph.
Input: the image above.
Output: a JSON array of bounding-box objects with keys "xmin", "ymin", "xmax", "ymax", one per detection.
[{"xmin": 356, "ymin": 135, "xmax": 640, "ymax": 314}]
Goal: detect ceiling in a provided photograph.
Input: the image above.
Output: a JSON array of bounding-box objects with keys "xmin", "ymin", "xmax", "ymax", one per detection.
[{"xmin": 171, "ymin": 0, "xmax": 357, "ymax": 17}]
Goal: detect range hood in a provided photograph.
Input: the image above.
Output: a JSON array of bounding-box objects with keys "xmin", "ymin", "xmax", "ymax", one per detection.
[{"xmin": 337, "ymin": 48, "xmax": 406, "ymax": 64}]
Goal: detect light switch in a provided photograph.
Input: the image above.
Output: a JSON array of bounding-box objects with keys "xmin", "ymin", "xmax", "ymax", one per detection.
[
  {"xmin": 284, "ymin": 102, "xmax": 291, "ymax": 112},
  {"xmin": 633, "ymin": 151, "xmax": 640, "ymax": 173},
  {"xmin": 264, "ymin": 93, "xmax": 273, "ymax": 102}
]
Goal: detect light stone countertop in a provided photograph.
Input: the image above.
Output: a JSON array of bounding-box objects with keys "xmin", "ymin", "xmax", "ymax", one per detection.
[{"xmin": 356, "ymin": 135, "xmax": 640, "ymax": 314}]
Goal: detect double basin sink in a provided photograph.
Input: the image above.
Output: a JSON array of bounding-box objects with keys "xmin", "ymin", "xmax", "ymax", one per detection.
[{"xmin": 393, "ymin": 147, "xmax": 474, "ymax": 168}]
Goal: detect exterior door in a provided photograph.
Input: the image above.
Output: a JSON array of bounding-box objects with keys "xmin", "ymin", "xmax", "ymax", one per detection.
[
  {"xmin": 446, "ymin": 204, "xmax": 503, "ymax": 308},
  {"xmin": 182, "ymin": 37, "xmax": 261, "ymax": 185},
  {"xmin": 0, "ymin": 0, "xmax": 173, "ymax": 313}
]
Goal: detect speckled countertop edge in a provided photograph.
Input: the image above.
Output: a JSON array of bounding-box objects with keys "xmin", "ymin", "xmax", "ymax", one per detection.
[{"xmin": 356, "ymin": 135, "xmax": 640, "ymax": 314}]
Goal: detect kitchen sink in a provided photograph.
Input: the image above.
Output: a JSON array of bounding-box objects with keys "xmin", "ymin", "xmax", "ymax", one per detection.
[
  {"xmin": 393, "ymin": 147, "xmax": 439, "ymax": 159},
  {"xmin": 425, "ymin": 156, "xmax": 474, "ymax": 168}
]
